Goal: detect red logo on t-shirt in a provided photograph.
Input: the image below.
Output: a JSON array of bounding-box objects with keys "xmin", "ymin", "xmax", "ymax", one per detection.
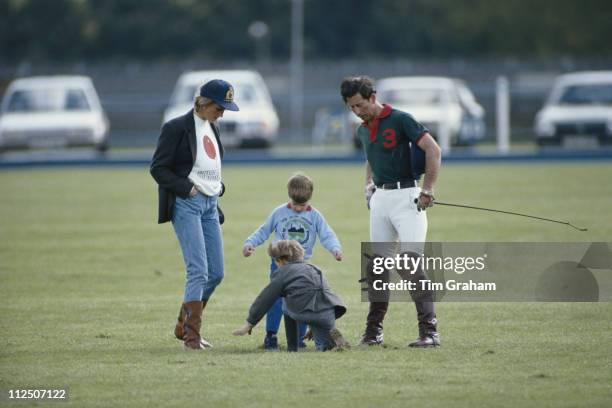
[{"xmin": 203, "ymin": 135, "xmax": 216, "ymax": 159}]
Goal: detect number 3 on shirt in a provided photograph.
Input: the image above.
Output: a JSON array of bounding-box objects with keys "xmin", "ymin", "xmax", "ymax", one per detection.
[{"xmin": 382, "ymin": 128, "xmax": 397, "ymax": 148}]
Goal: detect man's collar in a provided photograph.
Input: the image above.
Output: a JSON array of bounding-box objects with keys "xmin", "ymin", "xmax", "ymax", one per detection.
[
  {"xmin": 363, "ymin": 103, "xmax": 392, "ymax": 126},
  {"xmin": 364, "ymin": 104, "xmax": 393, "ymax": 142},
  {"xmin": 378, "ymin": 103, "xmax": 392, "ymax": 119}
]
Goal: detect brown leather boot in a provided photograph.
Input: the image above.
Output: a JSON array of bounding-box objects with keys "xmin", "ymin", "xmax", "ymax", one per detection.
[
  {"xmin": 175, "ymin": 300, "xmax": 212, "ymax": 347},
  {"xmin": 174, "ymin": 303, "xmax": 187, "ymax": 340},
  {"xmin": 183, "ymin": 301, "xmax": 205, "ymax": 350}
]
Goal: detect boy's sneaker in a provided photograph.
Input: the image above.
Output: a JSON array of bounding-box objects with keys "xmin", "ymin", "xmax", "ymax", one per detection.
[
  {"xmin": 329, "ymin": 328, "xmax": 351, "ymax": 350},
  {"xmin": 408, "ymin": 332, "xmax": 441, "ymax": 348},
  {"xmin": 263, "ymin": 334, "xmax": 279, "ymax": 350}
]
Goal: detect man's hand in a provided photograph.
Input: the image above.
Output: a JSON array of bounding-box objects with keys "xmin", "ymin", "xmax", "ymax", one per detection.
[
  {"xmin": 365, "ymin": 182, "xmax": 376, "ymax": 209},
  {"xmin": 189, "ymin": 186, "xmax": 198, "ymax": 197},
  {"xmin": 232, "ymin": 322, "xmax": 254, "ymax": 336},
  {"xmin": 242, "ymin": 244, "xmax": 255, "ymax": 257},
  {"xmin": 417, "ymin": 190, "xmax": 435, "ymax": 211},
  {"xmin": 333, "ymin": 250, "xmax": 343, "ymax": 261}
]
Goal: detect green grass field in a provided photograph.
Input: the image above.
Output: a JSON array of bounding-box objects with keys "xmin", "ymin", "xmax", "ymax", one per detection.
[{"xmin": 1, "ymin": 163, "xmax": 611, "ymax": 407}]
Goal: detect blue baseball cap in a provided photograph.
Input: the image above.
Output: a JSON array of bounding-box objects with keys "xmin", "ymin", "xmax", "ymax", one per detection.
[{"xmin": 199, "ymin": 79, "xmax": 239, "ymax": 111}]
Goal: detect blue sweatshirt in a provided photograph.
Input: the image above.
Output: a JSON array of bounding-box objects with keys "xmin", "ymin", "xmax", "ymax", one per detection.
[{"xmin": 244, "ymin": 203, "xmax": 342, "ymax": 261}]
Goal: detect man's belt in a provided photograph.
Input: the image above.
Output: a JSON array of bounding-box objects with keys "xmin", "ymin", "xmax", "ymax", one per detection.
[{"xmin": 376, "ymin": 180, "xmax": 417, "ymax": 190}]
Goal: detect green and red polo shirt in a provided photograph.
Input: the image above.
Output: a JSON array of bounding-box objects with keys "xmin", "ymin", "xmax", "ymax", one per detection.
[{"xmin": 356, "ymin": 104, "xmax": 429, "ymax": 186}]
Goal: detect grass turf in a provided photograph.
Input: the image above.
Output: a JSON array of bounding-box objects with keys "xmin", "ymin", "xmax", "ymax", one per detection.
[{"xmin": 1, "ymin": 162, "xmax": 611, "ymax": 407}]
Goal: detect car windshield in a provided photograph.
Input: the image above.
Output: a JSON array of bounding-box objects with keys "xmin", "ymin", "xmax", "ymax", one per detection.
[
  {"xmin": 381, "ymin": 88, "xmax": 448, "ymax": 106},
  {"xmin": 171, "ymin": 82, "xmax": 259, "ymax": 107},
  {"xmin": 5, "ymin": 88, "xmax": 91, "ymax": 112},
  {"xmin": 558, "ymin": 83, "xmax": 612, "ymax": 105}
]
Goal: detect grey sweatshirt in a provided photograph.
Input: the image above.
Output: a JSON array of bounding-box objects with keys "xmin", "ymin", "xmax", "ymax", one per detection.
[{"xmin": 246, "ymin": 261, "xmax": 347, "ymax": 326}]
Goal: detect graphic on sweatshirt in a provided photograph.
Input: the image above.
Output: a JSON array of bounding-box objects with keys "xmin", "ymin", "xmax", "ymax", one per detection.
[{"xmin": 281, "ymin": 216, "xmax": 311, "ymax": 245}]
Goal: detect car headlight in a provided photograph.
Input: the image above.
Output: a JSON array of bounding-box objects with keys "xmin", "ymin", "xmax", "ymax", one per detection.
[{"xmin": 460, "ymin": 116, "xmax": 485, "ymax": 138}]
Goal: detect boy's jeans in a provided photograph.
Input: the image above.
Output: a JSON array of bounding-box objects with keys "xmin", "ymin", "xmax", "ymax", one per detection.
[
  {"xmin": 284, "ymin": 309, "xmax": 337, "ymax": 351},
  {"xmin": 266, "ymin": 259, "xmax": 307, "ymax": 339}
]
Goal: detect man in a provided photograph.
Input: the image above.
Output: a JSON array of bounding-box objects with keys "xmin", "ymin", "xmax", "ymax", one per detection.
[
  {"xmin": 340, "ymin": 75, "xmax": 442, "ymax": 348},
  {"xmin": 150, "ymin": 79, "xmax": 238, "ymax": 350}
]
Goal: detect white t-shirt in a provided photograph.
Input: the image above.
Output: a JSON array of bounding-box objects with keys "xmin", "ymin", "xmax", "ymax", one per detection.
[{"xmin": 188, "ymin": 113, "xmax": 222, "ymax": 196}]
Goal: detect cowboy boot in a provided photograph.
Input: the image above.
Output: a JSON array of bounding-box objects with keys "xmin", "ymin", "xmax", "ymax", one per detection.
[
  {"xmin": 174, "ymin": 303, "xmax": 187, "ymax": 340},
  {"xmin": 183, "ymin": 301, "xmax": 205, "ymax": 350},
  {"xmin": 175, "ymin": 300, "xmax": 213, "ymax": 347},
  {"xmin": 198, "ymin": 300, "xmax": 213, "ymax": 348}
]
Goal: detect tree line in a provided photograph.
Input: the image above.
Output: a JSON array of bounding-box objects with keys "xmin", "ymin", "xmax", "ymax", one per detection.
[{"xmin": 1, "ymin": 0, "xmax": 610, "ymax": 62}]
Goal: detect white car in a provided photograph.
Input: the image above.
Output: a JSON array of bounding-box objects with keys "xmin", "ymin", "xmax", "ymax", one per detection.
[
  {"xmin": 0, "ymin": 75, "xmax": 109, "ymax": 152},
  {"xmin": 348, "ymin": 76, "xmax": 485, "ymax": 149},
  {"xmin": 163, "ymin": 70, "xmax": 279, "ymax": 148},
  {"xmin": 534, "ymin": 71, "xmax": 612, "ymax": 146}
]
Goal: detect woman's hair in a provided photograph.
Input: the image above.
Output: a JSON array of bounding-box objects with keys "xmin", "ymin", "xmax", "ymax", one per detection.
[
  {"xmin": 287, "ymin": 172, "xmax": 313, "ymax": 204},
  {"xmin": 194, "ymin": 95, "xmax": 214, "ymax": 112},
  {"xmin": 267, "ymin": 240, "xmax": 305, "ymax": 262}
]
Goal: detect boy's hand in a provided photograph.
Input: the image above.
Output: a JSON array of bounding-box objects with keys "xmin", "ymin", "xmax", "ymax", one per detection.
[
  {"xmin": 232, "ymin": 322, "xmax": 254, "ymax": 336},
  {"xmin": 334, "ymin": 250, "xmax": 343, "ymax": 261},
  {"xmin": 242, "ymin": 245, "xmax": 255, "ymax": 257}
]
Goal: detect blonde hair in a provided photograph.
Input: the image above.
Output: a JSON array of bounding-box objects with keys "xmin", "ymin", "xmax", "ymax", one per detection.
[
  {"xmin": 268, "ymin": 240, "xmax": 305, "ymax": 262},
  {"xmin": 287, "ymin": 172, "xmax": 313, "ymax": 204},
  {"xmin": 194, "ymin": 95, "xmax": 215, "ymax": 113}
]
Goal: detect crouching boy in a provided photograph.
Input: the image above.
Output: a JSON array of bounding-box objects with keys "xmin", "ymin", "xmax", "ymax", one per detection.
[{"xmin": 233, "ymin": 240, "xmax": 349, "ymax": 351}]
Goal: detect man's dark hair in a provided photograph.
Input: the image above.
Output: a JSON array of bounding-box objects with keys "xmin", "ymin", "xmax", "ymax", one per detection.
[{"xmin": 340, "ymin": 76, "xmax": 376, "ymax": 102}]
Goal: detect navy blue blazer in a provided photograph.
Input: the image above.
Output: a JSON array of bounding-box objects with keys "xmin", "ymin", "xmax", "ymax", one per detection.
[{"xmin": 150, "ymin": 109, "xmax": 224, "ymax": 224}]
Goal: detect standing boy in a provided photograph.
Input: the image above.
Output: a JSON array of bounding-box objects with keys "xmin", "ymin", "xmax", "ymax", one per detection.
[{"xmin": 243, "ymin": 173, "xmax": 343, "ymax": 350}]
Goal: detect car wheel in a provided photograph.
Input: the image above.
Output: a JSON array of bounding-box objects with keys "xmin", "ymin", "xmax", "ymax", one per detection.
[
  {"xmin": 598, "ymin": 135, "xmax": 612, "ymax": 146},
  {"xmin": 240, "ymin": 139, "xmax": 271, "ymax": 149},
  {"xmin": 536, "ymin": 135, "xmax": 562, "ymax": 147},
  {"xmin": 96, "ymin": 141, "xmax": 109, "ymax": 152}
]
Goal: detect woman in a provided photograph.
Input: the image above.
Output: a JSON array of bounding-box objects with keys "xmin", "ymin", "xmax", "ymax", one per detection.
[{"xmin": 150, "ymin": 79, "xmax": 238, "ymax": 350}]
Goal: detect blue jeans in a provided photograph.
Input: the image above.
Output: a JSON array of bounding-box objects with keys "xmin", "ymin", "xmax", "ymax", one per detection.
[
  {"xmin": 266, "ymin": 259, "xmax": 307, "ymax": 339},
  {"xmin": 172, "ymin": 193, "xmax": 224, "ymax": 302},
  {"xmin": 284, "ymin": 309, "xmax": 337, "ymax": 351}
]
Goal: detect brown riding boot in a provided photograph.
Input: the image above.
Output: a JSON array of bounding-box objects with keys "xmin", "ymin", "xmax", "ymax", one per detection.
[
  {"xmin": 174, "ymin": 303, "xmax": 187, "ymax": 340},
  {"xmin": 183, "ymin": 301, "xmax": 205, "ymax": 350},
  {"xmin": 174, "ymin": 300, "xmax": 209, "ymax": 341}
]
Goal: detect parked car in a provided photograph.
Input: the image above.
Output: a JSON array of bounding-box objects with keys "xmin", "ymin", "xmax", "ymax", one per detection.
[
  {"xmin": 347, "ymin": 76, "xmax": 485, "ymax": 149},
  {"xmin": 163, "ymin": 70, "xmax": 279, "ymax": 148},
  {"xmin": 0, "ymin": 75, "xmax": 109, "ymax": 152},
  {"xmin": 534, "ymin": 71, "xmax": 612, "ymax": 146}
]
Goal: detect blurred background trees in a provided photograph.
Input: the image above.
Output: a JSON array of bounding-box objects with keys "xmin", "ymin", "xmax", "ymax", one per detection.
[{"xmin": 2, "ymin": 0, "xmax": 611, "ymax": 63}]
